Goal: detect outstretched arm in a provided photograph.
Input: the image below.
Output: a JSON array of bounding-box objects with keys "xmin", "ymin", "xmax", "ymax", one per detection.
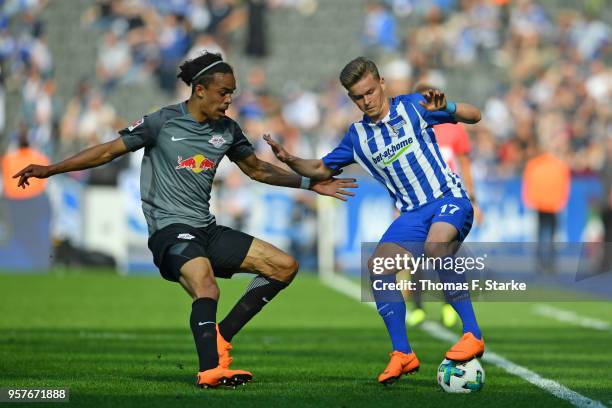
[
  {"xmin": 263, "ymin": 134, "xmax": 338, "ymax": 180},
  {"xmin": 13, "ymin": 137, "xmax": 129, "ymax": 188},
  {"xmin": 420, "ymin": 89, "xmax": 481, "ymax": 124},
  {"xmin": 235, "ymin": 153, "xmax": 357, "ymax": 201}
]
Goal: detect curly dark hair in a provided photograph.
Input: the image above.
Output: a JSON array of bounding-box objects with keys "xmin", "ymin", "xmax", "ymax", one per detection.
[{"xmin": 177, "ymin": 52, "xmax": 233, "ymax": 92}]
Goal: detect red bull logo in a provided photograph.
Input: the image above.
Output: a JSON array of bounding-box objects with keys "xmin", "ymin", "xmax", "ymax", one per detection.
[{"xmin": 175, "ymin": 154, "xmax": 216, "ymax": 174}]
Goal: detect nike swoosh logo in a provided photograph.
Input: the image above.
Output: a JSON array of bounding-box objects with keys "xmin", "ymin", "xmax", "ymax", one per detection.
[
  {"xmin": 198, "ymin": 321, "xmax": 215, "ymax": 326},
  {"xmin": 382, "ymin": 145, "xmax": 410, "ymax": 166},
  {"xmin": 171, "ymin": 136, "xmax": 189, "ymax": 141},
  {"xmin": 262, "ymin": 297, "xmax": 270, "ymax": 303}
]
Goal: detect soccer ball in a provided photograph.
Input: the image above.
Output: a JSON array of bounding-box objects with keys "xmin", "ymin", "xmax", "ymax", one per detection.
[{"xmin": 437, "ymin": 358, "xmax": 485, "ymax": 393}]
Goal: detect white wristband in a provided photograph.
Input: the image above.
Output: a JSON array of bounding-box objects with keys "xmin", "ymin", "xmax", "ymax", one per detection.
[{"xmin": 299, "ymin": 176, "xmax": 311, "ymax": 189}]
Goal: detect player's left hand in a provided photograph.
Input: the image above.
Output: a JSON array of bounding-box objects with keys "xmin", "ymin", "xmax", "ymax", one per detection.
[
  {"xmin": 419, "ymin": 89, "xmax": 447, "ymax": 111},
  {"xmin": 310, "ymin": 177, "xmax": 358, "ymax": 201},
  {"xmin": 263, "ymin": 134, "xmax": 291, "ymax": 163}
]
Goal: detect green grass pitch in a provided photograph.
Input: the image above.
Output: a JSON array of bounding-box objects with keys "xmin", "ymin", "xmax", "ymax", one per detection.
[{"xmin": 0, "ymin": 271, "xmax": 610, "ymax": 407}]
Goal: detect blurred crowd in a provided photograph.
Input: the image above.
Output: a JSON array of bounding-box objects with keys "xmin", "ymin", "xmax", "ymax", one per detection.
[
  {"xmin": 4, "ymin": 0, "xmax": 609, "ymax": 175},
  {"xmin": 0, "ymin": 0, "xmax": 54, "ymax": 156},
  {"xmin": 0, "ymin": 0, "xmax": 610, "ymax": 247},
  {"xmin": 81, "ymin": 0, "xmax": 245, "ymax": 93},
  {"xmin": 363, "ymin": 0, "xmax": 610, "ymax": 178}
]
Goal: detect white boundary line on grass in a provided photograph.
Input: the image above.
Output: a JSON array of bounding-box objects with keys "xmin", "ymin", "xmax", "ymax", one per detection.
[
  {"xmin": 322, "ymin": 275, "xmax": 607, "ymax": 408},
  {"xmin": 533, "ymin": 304, "xmax": 611, "ymax": 331}
]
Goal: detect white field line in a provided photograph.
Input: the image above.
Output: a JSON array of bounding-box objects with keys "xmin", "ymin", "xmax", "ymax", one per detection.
[
  {"xmin": 322, "ymin": 275, "xmax": 607, "ymax": 408},
  {"xmin": 533, "ymin": 304, "xmax": 611, "ymax": 332}
]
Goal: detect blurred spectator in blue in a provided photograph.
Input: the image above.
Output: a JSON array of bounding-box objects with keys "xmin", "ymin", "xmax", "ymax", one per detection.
[
  {"xmin": 386, "ymin": 0, "xmax": 413, "ymax": 18},
  {"xmin": 510, "ymin": 0, "xmax": 553, "ymax": 39},
  {"xmin": 188, "ymin": 0, "xmax": 212, "ymax": 32},
  {"xmin": 570, "ymin": 11, "xmax": 610, "ymax": 62},
  {"xmin": 156, "ymin": 13, "xmax": 191, "ymax": 92},
  {"xmin": 363, "ymin": 1, "xmax": 399, "ymax": 54}
]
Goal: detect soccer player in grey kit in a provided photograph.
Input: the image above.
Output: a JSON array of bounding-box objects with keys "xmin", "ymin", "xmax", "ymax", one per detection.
[{"xmin": 14, "ymin": 52, "xmax": 357, "ymax": 388}]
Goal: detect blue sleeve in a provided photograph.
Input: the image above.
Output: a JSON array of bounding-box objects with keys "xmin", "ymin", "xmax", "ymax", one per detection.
[
  {"xmin": 321, "ymin": 129, "xmax": 355, "ymax": 170},
  {"xmin": 403, "ymin": 93, "xmax": 457, "ymax": 127}
]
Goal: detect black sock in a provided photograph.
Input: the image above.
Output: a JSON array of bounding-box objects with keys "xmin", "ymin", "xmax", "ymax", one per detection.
[
  {"xmin": 218, "ymin": 276, "xmax": 288, "ymax": 342},
  {"xmin": 190, "ymin": 297, "xmax": 218, "ymax": 372}
]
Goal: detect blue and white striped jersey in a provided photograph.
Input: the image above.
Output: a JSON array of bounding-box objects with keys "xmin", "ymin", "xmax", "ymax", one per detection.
[{"xmin": 322, "ymin": 93, "xmax": 468, "ymax": 212}]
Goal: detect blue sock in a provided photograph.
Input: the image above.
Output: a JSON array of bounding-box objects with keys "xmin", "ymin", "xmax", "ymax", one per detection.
[
  {"xmin": 449, "ymin": 299, "xmax": 481, "ymax": 339},
  {"xmin": 437, "ymin": 258, "xmax": 482, "ymax": 339},
  {"xmin": 371, "ymin": 274, "xmax": 411, "ymax": 353}
]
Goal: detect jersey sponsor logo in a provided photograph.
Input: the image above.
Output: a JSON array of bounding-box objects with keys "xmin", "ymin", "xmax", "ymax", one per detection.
[
  {"xmin": 177, "ymin": 233, "xmax": 195, "ymax": 240},
  {"xmin": 175, "ymin": 154, "xmax": 216, "ymax": 174},
  {"xmin": 372, "ymin": 136, "xmax": 415, "ymax": 167},
  {"xmin": 209, "ymin": 135, "xmax": 226, "ymax": 148},
  {"xmin": 127, "ymin": 117, "xmax": 144, "ymax": 132}
]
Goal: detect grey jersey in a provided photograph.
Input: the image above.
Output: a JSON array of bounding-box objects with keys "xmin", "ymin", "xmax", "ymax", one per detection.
[{"xmin": 119, "ymin": 102, "xmax": 254, "ymax": 236}]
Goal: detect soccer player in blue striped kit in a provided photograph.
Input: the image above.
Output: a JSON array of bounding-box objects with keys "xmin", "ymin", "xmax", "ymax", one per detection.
[{"xmin": 265, "ymin": 57, "xmax": 484, "ymax": 385}]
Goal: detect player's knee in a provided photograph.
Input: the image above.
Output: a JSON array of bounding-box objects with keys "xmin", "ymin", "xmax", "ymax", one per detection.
[
  {"xmin": 425, "ymin": 241, "xmax": 452, "ymax": 259},
  {"xmin": 274, "ymin": 254, "xmax": 299, "ymax": 283},
  {"xmin": 191, "ymin": 274, "xmax": 219, "ymax": 299}
]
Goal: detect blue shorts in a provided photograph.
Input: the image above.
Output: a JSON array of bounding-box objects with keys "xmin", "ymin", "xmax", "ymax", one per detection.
[{"xmin": 380, "ymin": 196, "xmax": 473, "ymax": 244}]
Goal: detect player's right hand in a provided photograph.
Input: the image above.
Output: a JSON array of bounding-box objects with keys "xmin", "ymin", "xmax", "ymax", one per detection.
[
  {"xmin": 13, "ymin": 164, "xmax": 52, "ymax": 189},
  {"xmin": 310, "ymin": 177, "xmax": 358, "ymax": 201},
  {"xmin": 419, "ymin": 89, "xmax": 447, "ymax": 111},
  {"xmin": 263, "ymin": 134, "xmax": 291, "ymax": 163}
]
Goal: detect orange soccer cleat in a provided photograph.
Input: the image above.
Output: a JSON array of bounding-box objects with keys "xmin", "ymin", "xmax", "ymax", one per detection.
[
  {"xmin": 445, "ymin": 332, "xmax": 485, "ymax": 361},
  {"xmin": 377, "ymin": 351, "xmax": 420, "ymax": 385},
  {"xmin": 216, "ymin": 325, "xmax": 233, "ymax": 368},
  {"xmin": 195, "ymin": 366, "xmax": 253, "ymax": 388}
]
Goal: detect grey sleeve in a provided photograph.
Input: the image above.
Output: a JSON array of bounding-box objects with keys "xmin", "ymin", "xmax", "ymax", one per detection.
[
  {"xmin": 226, "ymin": 123, "xmax": 255, "ymax": 162},
  {"xmin": 118, "ymin": 115, "xmax": 156, "ymax": 151}
]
